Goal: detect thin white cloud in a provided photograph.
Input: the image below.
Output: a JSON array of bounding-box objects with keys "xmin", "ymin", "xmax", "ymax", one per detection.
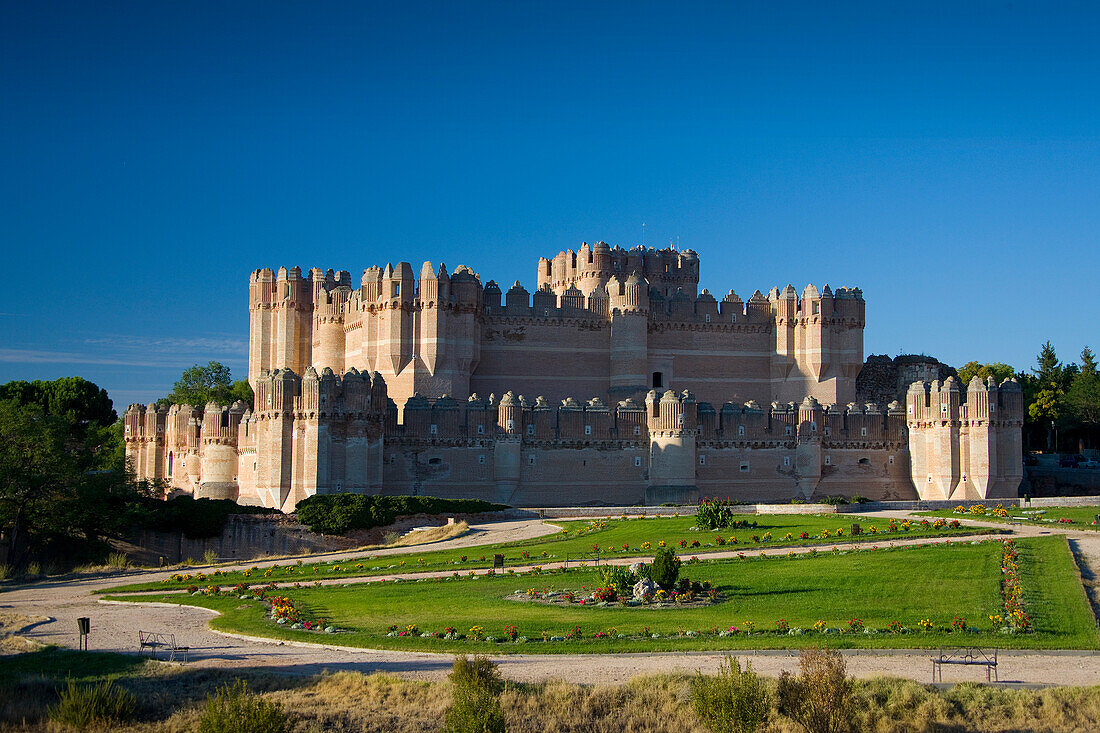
[
  {"xmin": 82, "ymin": 335, "xmax": 248, "ymax": 355},
  {"xmin": 0, "ymin": 348, "xmax": 243, "ymax": 369}
]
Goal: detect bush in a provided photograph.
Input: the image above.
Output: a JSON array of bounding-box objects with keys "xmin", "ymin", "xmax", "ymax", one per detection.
[
  {"xmin": 198, "ymin": 679, "xmax": 289, "ymax": 733},
  {"xmin": 445, "ymin": 654, "xmax": 505, "ymax": 733},
  {"xmin": 601, "ymin": 565, "xmax": 635, "ymax": 595},
  {"xmin": 295, "ymin": 494, "xmax": 509, "ymax": 535},
  {"xmin": 48, "ymin": 679, "xmax": 136, "ymax": 727},
  {"xmin": 819, "ymin": 496, "xmax": 850, "ymax": 506},
  {"xmin": 134, "ymin": 495, "xmax": 280, "ymax": 539},
  {"xmin": 697, "ymin": 498, "xmax": 737, "ymax": 530},
  {"xmin": 692, "ymin": 655, "xmax": 770, "ymax": 733},
  {"xmin": 777, "ymin": 647, "xmax": 852, "ymax": 733},
  {"xmin": 650, "ymin": 547, "xmax": 681, "ymax": 590}
]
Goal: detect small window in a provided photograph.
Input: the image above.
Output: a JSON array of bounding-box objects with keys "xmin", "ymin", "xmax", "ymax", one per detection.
[
  {"xmin": 699, "ymin": 455, "xmax": 706, "ymax": 466},
  {"xmin": 785, "ymin": 425, "xmax": 793, "ymax": 436},
  {"xmin": 167, "ymin": 452, "xmax": 174, "ymax": 477},
  {"xmin": 506, "ymin": 419, "xmax": 515, "ymax": 431},
  {"xmin": 584, "ymin": 425, "xmax": 592, "ymax": 435},
  {"xmin": 941, "ymin": 405, "xmax": 949, "ymax": 414},
  {"xmin": 928, "ymin": 474, "xmax": 933, "ymax": 483},
  {"xmin": 429, "ymin": 424, "xmax": 438, "ymax": 435},
  {"xmin": 731, "ymin": 314, "xmax": 737, "ymax": 323},
  {"xmin": 394, "ymin": 283, "xmax": 400, "ymax": 296},
  {"xmin": 824, "ymin": 426, "xmax": 831, "ymax": 436},
  {"xmin": 908, "ymin": 405, "xmax": 914, "ymax": 414},
  {"xmin": 652, "ymin": 371, "xmax": 663, "ymax": 389},
  {"xmin": 705, "ymin": 313, "xmax": 711, "ymax": 323},
  {"xmin": 810, "ymin": 420, "xmax": 817, "ymax": 432},
  {"xmin": 859, "ymin": 458, "xmax": 870, "ymax": 466},
  {"xmin": 824, "ymin": 455, "xmax": 831, "ymax": 466},
  {"xmin": 477, "ymin": 424, "xmax": 485, "ymax": 435},
  {"xmin": 783, "ymin": 456, "xmax": 791, "ymax": 467},
  {"xmin": 889, "ymin": 455, "xmax": 895, "ymax": 465},
  {"xmin": 526, "ymin": 424, "xmax": 535, "ymax": 436},
  {"xmin": 737, "ymin": 425, "xmax": 745, "ymax": 437},
  {"xmin": 428, "ymin": 457, "xmax": 441, "ymax": 466},
  {"xmin": 739, "ymin": 462, "xmax": 750, "ymax": 472},
  {"xmin": 812, "ymin": 301, "xmax": 820, "ymax": 315},
  {"xmin": 633, "ymin": 425, "xmax": 641, "ymax": 436},
  {"xmin": 860, "ymin": 427, "xmax": 868, "ymax": 437},
  {"xmin": 677, "ymin": 414, "xmax": 684, "ymax": 426},
  {"xmin": 478, "ymin": 455, "xmax": 486, "ymax": 465},
  {"xmin": 634, "ymin": 456, "xmax": 642, "ymax": 467},
  {"xmin": 528, "ymin": 455, "xmax": 536, "ymax": 465},
  {"xmin": 989, "ymin": 403, "xmax": 995, "ymax": 413}
]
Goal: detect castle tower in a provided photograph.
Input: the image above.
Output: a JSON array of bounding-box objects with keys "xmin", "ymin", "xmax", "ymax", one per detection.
[
  {"xmin": 494, "ymin": 391, "xmax": 522, "ymax": 503},
  {"xmin": 794, "ymin": 395, "xmax": 824, "ymax": 498},
  {"xmin": 646, "ymin": 389, "xmax": 698, "ymax": 505},
  {"xmin": 608, "ymin": 272, "xmax": 650, "ymax": 399},
  {"xmin": 197, "ymin": 401, "xmax": 246, "ymax": 500}
]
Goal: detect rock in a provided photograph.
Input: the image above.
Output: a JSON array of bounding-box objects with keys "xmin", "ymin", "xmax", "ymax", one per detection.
[
  {"xmin": 632, "ymin": 578, "xmax": 657, "ymax": 600},
  {"xmin": 630, "ymin": 562, "xmax": 647, "ymax": 575}
]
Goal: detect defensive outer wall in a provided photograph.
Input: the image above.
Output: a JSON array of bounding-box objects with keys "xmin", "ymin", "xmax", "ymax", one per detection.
[{"xmin": 125, "ymin": 243, "xmax": 1023, "ymax": 511}]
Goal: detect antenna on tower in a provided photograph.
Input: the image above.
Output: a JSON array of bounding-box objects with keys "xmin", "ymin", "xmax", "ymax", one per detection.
[{"xmin": 641, "ymin": 222, "xmax": 646, "ymax": 247}]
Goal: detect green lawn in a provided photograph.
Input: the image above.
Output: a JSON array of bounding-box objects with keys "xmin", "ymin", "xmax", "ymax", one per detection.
[
  {"xmin": 103, "ymin": 513, "xmax": 988, "ymax": 594},
  {"xmin": 107, "ymin": 536, "xmax": 1097, "ymax": 653},
  {"xmin": 918, "ymin": 506, "xmax": 1100, "ymax": 530},
  {"xmin": 0, "ymin": 646, "xmax": 150, "ymax": 685}
]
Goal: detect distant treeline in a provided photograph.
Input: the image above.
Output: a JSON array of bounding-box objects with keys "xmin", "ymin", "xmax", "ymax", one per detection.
[{"xmin": 295, "ymin": 494, "xmax": 508, "ymax": 535}]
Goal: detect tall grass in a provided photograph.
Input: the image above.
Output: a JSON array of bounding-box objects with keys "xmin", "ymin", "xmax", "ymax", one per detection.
[
  {"xmin": 47, "ymin": 679, "xmax": 136, "ymax": 727},
  {"xmin": 445, "ymin": 655, "xmax": 505, "ymax": 733},
  {"xmin": 692, "ymin": 655, "xmax": 769, "ymax": 733},
  {"xmin": 198, "ymin": 679, "xmax": 289, "ymax": 733}
]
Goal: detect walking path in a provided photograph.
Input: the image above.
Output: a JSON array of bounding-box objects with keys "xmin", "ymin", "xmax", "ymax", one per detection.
[{"xmin": 3, "ymin": 509, "xmax": 1100, "ymax": 686}]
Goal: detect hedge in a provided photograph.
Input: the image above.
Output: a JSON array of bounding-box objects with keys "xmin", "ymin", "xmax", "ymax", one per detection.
[{"xmin": 294, "ymin": 494, "xmax": 509, "ymax": 535}]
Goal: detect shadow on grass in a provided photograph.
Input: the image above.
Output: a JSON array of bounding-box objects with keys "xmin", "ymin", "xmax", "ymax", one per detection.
[{"xmin": 0, "ymin": 646, "xmax": 457, "ymax": 726}]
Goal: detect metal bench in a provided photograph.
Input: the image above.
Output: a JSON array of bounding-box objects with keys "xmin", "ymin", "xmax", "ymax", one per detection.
[
  {"xmin": 931, "ymin": 646, "xmax": 997, "ymax": 682},
  {"xmin": 138, "ymin": 630, "xmax": 189, "ymax": 662}
]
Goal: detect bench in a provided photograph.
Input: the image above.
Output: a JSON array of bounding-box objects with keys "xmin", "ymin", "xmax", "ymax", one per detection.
[
  {"xmin": 930, "ymin": 647, "xmax": 997, "ymax": 682},
  {"xmin": 138, "ymin": 630, "xmax": 189, "ymax": 662}
]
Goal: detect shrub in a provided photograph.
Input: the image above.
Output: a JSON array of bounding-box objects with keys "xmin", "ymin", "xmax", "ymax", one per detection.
[
  {"xmin": 295, "ymin": 494, "xmax": 508, "ymax": 535},
  {"xmin": 198, "ymin": 679, "xmax": 289, "ymax": 733},
  {"xmin": 697, "ymin": 498, "xmax": 738, "ymax": 530},
  {"xmin": 650, "ymin": 547, "xmax": 682, "ymax": 590},
  {"xmin": 692, "ymin": 655, "xmax": 769, "ymax": 733},
  {"xmin": 777, "ymin": 647, "xmax": 852, "ymax": 733},
  {"xmin": 49, "ymin": 680, "xmax": 136, "ymax": 728},
  {"xmin": 601, "ymin": 564, "xmax": 635, "ymax": 595},
  {"xmin": 445, "ymin": 654, "xmax": 505, "ymax": 733}
]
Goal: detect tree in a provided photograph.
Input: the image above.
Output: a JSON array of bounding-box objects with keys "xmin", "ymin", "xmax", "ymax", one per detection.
[
  {"xmin": 0, "ymin": 377, "xmax": 144, "ymax": 569},
  {"xmin": 0, "ymin": 377, "xmax": 115, "ymax": 427},
  {"xmin": 1033, "ymin": 341, "xmax": 1063, "ymax": 388},
  {"xmin": 956, "ymin": 361, "xmax": 1016, "ymax": 387},
  {"xmin": 1066, "ymin": 346, "xmax": 1100, "ymax": 448},
  {"xmin": 163, "ymin": 362, "xmax": 252, "ymax": 408}
]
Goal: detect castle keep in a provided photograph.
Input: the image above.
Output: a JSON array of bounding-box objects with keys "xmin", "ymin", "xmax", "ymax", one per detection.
[{"xmin": 125, "ymin": 243, "xmax": 1023, "ymax": 510}]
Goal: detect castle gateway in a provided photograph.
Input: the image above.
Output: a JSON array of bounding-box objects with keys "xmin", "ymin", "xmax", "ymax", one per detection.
[{"xmin": 125, "ymin": 243, "xmax": 1023, "ymax": 511}]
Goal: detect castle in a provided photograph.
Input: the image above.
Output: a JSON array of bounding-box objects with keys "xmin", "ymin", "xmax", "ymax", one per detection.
[{"xmin": 125, "ymin": 243, "xmax": 1023, "ymax": 510}]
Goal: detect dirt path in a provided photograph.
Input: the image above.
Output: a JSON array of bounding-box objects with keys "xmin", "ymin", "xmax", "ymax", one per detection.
[{"xmin": 4, "ymin": 513, "xmax": 1100, "ymax": 687}]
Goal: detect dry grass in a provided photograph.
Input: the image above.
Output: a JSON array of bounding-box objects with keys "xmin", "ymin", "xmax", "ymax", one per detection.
[
  {"xmin": 390, "ymin": 521, "xmax": 470, "ymax": 548},
  {"xmin": 0, "ymin": 612, "xmax": 47, "ymax": 655},
  {"xmin": 4, "ymin": 663, "xmax": 1100, "ymax": 732}
]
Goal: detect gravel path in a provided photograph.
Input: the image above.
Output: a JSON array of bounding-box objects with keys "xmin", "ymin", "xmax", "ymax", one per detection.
[{"xmin": 3, "ymin": 511, "xmax": 1100, "ymax": 687}]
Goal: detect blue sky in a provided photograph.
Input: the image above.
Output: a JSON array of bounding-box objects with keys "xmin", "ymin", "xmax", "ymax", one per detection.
[{"xmin": 2, "ymin": 1, "xmax": 1098, "ymax": 409}]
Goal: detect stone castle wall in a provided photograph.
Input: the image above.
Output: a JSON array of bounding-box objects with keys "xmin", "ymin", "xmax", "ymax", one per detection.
[{"xmin": 125, "ymin": 243, "xmax": 1024, "ymax": 510}]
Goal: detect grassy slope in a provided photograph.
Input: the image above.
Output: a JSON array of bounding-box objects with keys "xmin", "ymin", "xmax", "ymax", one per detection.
[
  {"xmin": 106, "ymin": 536, "xmax": 1098, "ymax": 653},
  {"xmin": 103, "ymin": 513, "xmax": 988, "ymax": 593},
  {"xmin": 919, "ymin": 506, "xmax": 1100, "ymax": 530}
]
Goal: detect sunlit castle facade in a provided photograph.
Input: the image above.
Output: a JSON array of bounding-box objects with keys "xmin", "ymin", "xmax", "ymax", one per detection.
[{"xmin": 126, "ymin": 243, "xmax": 1023, "ymax": 511}]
